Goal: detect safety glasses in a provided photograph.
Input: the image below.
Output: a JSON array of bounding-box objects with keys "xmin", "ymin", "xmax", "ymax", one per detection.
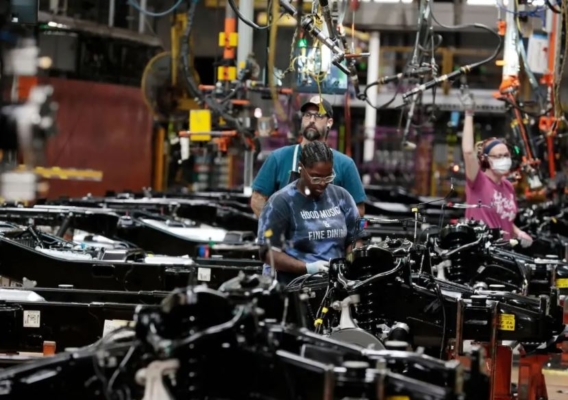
[
  {"xmin": 302, "ymin": 111, "xmax": 327, "ymax": 120},
  {"xmin": 302, "ymin": 168, "xmax": 336, "ymax": 185}
]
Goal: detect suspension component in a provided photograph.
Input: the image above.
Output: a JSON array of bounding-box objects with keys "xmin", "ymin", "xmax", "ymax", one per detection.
[{"xmin": 438, "ymin": 223, "xmax": 480, "ymax": 284}]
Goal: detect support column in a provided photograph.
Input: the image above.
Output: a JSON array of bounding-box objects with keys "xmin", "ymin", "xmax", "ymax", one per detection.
[
  {"xmin": 138, "ymin": 0, "xmax": 147, "ymax": 34},
  {"xmin": 362, "ymin": 31, "xmax": 380, "ymax": 183},
  {"xmin": 109, "ymin": 0, "xmax": 115, "ymax": 28},
  {"xmin": 453, "ymin": 0, "xmax": 462, "ymax": 26},
  {"xmin": 49, "ymin": 0, "xmax": 59, "ymax": 13},
  {"xmin": 502, "ymin": 0, "xmax": 520, "ymax": 78},
  {"xmin": 233, "ymin": 0, "xmax": 255, "ymax": 195},
  {"xmin": 243, "ymin": 150, "xmax": 254, "ymax": 195},
  {"xmin": 237, "ymin": 0, "xmax": 254, "ymax": 68}
]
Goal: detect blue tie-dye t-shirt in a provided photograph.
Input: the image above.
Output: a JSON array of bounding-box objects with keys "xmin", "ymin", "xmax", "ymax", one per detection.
[{"xmin": 257, "ymin": 181, "xmax": 360, "ymax": 284}]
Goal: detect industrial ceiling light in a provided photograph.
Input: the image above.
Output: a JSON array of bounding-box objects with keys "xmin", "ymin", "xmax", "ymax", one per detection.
[{"xmin": 47, "ymin": 21, "xmax": 69, "ymax": 29}]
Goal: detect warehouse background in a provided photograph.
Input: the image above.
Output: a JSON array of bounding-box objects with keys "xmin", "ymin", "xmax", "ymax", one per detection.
[{"xmin": 35, "ymin": 0, "xmax": 566, "ymax": 198}]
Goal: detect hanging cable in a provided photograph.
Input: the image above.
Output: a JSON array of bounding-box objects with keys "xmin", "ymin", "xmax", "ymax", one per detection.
[
  {"xmin": 268, "ymin": 0, "xmax": 289, "ymax": 121},
  {"xmin": 401, "ymin": 13, "xmax": 503, "ymax": 100},
  {"xmin": 128, "ymin": 0, "xmax": 184, "ymax": 17},
  {"xmin": 554, "ymin": 0, "xmax": 568, "ymax": 115},
  {"xmin": 227, "ymin": 0, "xmax": 274, "ymax": 29},
  {"xmin": 361, "ymin": 0, "xmax": 439, "ymax": 114},
  {"xmin": 179, "ymin": 0, "xmax": 252, "ymax": 140},
  {"xmin": 394, "ymin": 0, "xmax": 441, "ymax": 147},
  {"xmin": 546, "ymin": 0, "xmax": 561, "ymax": 13}
]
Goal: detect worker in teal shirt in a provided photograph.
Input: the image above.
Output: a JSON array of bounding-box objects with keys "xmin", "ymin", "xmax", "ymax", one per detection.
[{"xmin": 251, "ymin": 96, "xmax": 366, "ymax": 217}]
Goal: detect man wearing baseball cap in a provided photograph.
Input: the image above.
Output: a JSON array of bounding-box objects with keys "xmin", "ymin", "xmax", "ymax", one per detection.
[{"xmin": 251, "ymin": 95, "xmax": 366, "ymax": 217}]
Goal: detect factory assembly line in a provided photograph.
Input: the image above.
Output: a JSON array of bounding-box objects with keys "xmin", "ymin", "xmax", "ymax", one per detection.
[{"xmin": 0, "ymin": 0, "xmax": 568, "ymax": 399}]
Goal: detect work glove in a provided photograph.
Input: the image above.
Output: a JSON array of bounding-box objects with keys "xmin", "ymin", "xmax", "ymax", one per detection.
[
  {"xmin": 516, "ymin": 230, "xmax": 533, "ymax": 248},
  {"xmin": 306, "ymin": 260, "xmax": 330, "ymax": 275},
  {"xmin": 459, "ymin": 85, "xmax": 475, "ymax": 113}
]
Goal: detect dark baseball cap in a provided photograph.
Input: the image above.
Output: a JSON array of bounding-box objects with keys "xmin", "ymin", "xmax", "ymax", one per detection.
[{"xmin": 300, "ymin": 95, "xmax": 333, "ymax": 118}]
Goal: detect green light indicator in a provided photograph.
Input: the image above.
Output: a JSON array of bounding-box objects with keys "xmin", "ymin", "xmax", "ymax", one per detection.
[
  {"xmin": 514, "ymin": 146, "xmax": 520, "ymax": 154},
  {"xmin": 298, "ymin": 38, "xmax": 308, "ymax": 48}
]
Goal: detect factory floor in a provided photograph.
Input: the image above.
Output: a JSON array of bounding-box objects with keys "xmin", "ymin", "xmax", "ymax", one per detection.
[
  {"xmin": 515, "ymin": 353, "xmax": 568, "ymax": 400},
  {"xmin": 540, "ymin": 369, "xmax": 568, "ymax": 400},
  {"xmin": 544, "ymin": 376, "xmax": 568, "ymax": 400}
]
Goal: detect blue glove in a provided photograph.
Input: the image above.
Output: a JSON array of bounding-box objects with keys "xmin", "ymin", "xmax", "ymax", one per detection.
[{"xmin": 305, "ymin": 260, "xmax": 329, "ymax": 275}]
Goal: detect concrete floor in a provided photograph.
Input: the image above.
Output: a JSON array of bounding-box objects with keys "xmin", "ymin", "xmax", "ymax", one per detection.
[
  {"xmin": 511, "ymin": 354, "xmax": 568, "ymax": 400},
  {"xmin": 542, "ymin": 370, "xmax": 568, "ymax": 400}
]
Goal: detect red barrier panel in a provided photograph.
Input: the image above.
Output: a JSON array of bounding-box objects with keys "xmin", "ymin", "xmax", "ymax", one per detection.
[{"xmin": 42, "ymin": 78, "xmax": 153, "ymax": 198}]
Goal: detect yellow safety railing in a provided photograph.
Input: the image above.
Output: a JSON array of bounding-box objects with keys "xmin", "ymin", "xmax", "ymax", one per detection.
[{"xmin": 15, "ymin": 166, "xmax": 103, "ymax": 181}]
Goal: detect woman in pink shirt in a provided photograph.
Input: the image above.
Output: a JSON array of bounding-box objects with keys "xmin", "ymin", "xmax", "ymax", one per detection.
[{"xmin": 461, "ymin": 91, "xmax": 532, "ymax": 243}]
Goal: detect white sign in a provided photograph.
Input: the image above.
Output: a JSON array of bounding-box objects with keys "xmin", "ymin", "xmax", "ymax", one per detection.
[
  {"xmin": 527, "ymin": 34, "xmax": 549, "ymax": 75},
  {"xmin": 23, "ymin": 310, "xmax": 41, "ymax": 328},
  {"xmin": 102, "ymin": 319, "xmax": 132, "ymax": 338},
  {"xmin": 197, "ymin": 267, "xmax": 212, "ymax": 282}
]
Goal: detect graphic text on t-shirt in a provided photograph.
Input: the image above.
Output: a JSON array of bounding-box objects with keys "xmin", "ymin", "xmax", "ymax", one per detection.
[
  {"xmin": 308, "ymin": 228, "xmax": 347, "ymax": 240},
  {"xmin": 300, "ymin": 206, "xmax": 342, "ymax": 220},
  {"xmin": 490, "ymin": 191, "xmax": 516, "ymax": 221}
]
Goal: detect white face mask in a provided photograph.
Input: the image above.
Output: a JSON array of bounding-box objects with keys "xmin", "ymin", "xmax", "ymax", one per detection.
[{"xmin": 490, "ymin": 157, "xmax": 512, "ymax": 174}]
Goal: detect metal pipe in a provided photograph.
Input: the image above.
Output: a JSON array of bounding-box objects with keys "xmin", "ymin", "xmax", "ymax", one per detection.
[
  {"xmin": 363, "ymin": 31, "xmax": 380, "ymax": 169},
  {"xmin": 243, "ymin": 150, "xmax": 254, "ymax": 195},
  {"xmin": 138, "ymin": 0, "xmax": 147, "ymax": 34},
  {"xmin": 453, "ymin": 0, "xmax": 462, "ymax": 26},
  {"xmin": 108, "ymin": 0, "xmax": 115, "ymax": 28},
  {"xmin": 49, "ymin": 0, "xmax": 58, "ymax": 13},
  {"xmin": 37, "ymin": 11, "xmax": 161, "ymax": 46},
  {"xmin": 224, "ymin": 0, "xmax": 236, "ymax": 60},
  {"xmin": 454, "ymin": 299, "xmax": 465, "ymax": 357},
  {"xmin": 502, "ymin": 0, "xmax": 520, "ymax": 77},
  {"xmin": 237, "ymin": 0, "xmax": 254, "ymax": 68},
  {"xmin": 56, "ymin": 214, "xmax": 72, "ymax": 237},
  {"xmin": 224, "ymin": 0, "xmax": 237, "ymax": 94}
]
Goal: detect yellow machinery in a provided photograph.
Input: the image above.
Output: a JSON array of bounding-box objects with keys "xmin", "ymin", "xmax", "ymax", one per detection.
[
  {"xmin": 142, "ymin": 6, "xmax": 260, "ymax": 190},
  {"xmin": 141, "ymin": 13, "xmax": 200, "ymax": 123},
  {"xmin": 141, "ymin": 12, "xmax": 202, "ymax": 190}
]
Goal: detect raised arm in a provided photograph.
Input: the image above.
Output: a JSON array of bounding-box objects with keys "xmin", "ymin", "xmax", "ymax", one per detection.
[{"xmin": 460, "ymin": 87, "xmax": 479, "ymax": 183}]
